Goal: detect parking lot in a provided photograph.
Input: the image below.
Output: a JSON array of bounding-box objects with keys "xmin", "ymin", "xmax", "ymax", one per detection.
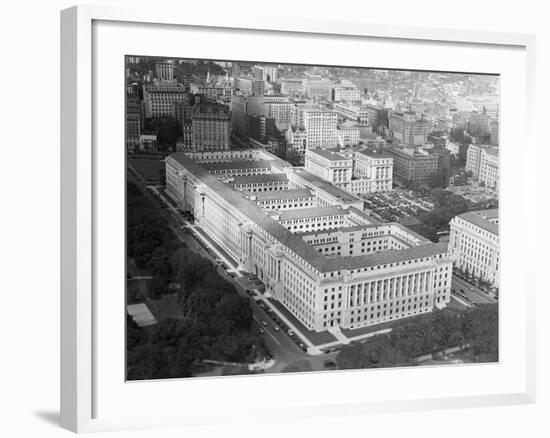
[{"xmin": 362, "ymin": 189, "xmax": 434, "ymax": 223}]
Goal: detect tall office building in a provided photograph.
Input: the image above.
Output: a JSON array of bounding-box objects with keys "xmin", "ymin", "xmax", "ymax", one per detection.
[
  {"xmin": 465, "ymin": 144, "xmax": 499, "ymax": 188},
  {"xmin": 254, "ymin": 65, "xmax": 278, "ymax": 82},
  {"xmin": 231, "ymin": 94, "xmax": 249, "ymax": 137},
  {"xmin": 389, "ymin": 111, "xmax": 430, "ymax": 146},
  {"xmin": 234, "ymin": 77, "xmax": 265, "ymax": 96},
  {"xmin": 299, "ymin": 105, "xmax": 338, "ymax": 149},
  {"xmin": 386, "ymin": 147, "xmax": 438, "ymax": 184},
  {"xmin": 143, "ymin": 82, "xmax": 187, "ymax": 118},
  {"xmin": 155, "ymin": 61, "xmax": 174, "ymax": 81},
  {"xmin": 191, "ymin": 103, "xmax": 231, "ymax": 151},
  {"xmin": 126, "ymin": 98, "xmax": 142, "ymax": 151}
]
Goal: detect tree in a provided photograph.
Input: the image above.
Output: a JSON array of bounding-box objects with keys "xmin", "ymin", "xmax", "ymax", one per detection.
[
  {"xmin": 285, "ymin": 148, "xmax": 303, "ymax": 166},
  {"xmin": 127, "ymin": 314, "xmax": 145, "ymax": 350},
  {"xmin": 148, "ymin": 276, "xmax": 169, "ymax": 299},
  {"xmin": 462, "ymin": 305, "xmax": 498, "ymax": 362}
]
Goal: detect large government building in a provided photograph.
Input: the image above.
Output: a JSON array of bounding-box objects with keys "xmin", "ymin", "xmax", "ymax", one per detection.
[{"xmin": 166, "ymin": 149, "xmax": 452, "ymax": 333}]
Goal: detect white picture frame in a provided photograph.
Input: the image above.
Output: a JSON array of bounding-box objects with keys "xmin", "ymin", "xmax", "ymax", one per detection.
[{"xmin": 60, "ymin": 4, "xmax": 537, "ymax": 433}]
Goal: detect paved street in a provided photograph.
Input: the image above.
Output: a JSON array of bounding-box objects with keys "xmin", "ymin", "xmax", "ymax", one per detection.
[{"xmin": 451, "ymin": 275, "xmax": 497, "ymax": 305}]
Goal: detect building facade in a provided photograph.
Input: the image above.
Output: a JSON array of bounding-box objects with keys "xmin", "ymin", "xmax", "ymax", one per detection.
[
  {"xmin": 304, "ymin": 148, "xmax": 393, "ymax": 194},
  {"xmin": 143, "ymin": 83, "xmax": 187, "ymax": 118},
  {"xmin": 155, "ymin": 61, "xmax": 174, "ymax": 82},
  {"xmin": 300, "ymin": 106, "xmax": 338, "ymax": 149},
  {"xmin": 191, "ymin": 103, "xmax": 231, "ymax": 151},
  {"xmin": 389, "ymin": 111, "xmax": 430, "ymax": 146},
  {"xmin": 234, "ymin": 77, "xmax": 265, "ymax": 96},
  {"xmin": 386, "ymin": 147, "xmax": 438, "ymax": 184},
  {"xmin": 448, "ymin": 209, "xmax": 499, "ymax": 287},
  {"xmin": 466, "ymin": 144, "xmax": 499, "ymax": 188}
]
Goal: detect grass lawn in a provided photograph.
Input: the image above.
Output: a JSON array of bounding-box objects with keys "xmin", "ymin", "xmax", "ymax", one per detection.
[{"xmin": 128, "ymin": 157, "xmax": 164, "ymax": 181}]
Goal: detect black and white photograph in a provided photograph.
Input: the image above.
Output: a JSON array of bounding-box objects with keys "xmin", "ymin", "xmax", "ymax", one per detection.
[{"xmin": 125, "ymin": 57, "xmax": 500, "ymax": 380}]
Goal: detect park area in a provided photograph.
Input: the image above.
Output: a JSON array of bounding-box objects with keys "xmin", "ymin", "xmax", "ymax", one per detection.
[{"xmin": 128, "ymin": 156, "xmax": 165, "ymax": 183}]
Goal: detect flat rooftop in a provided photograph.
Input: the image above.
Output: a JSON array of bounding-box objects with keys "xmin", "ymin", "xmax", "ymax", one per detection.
[
  {"xmin": 291, "ymin": 168, "xmax": 360, "ymax": 204},
  {"xmin": 357, "ymin": 148, "xmax": 393, "ymax": 159},
  {"xmin": 168, "ymin": 152, "xmax": 449, "ymax": 273},
  {"xmin": 458, "ymin": 210, "xmax": 499, "ymax": 235},
  {"xmin": 245, "ymin": 188, "xmax": 313, "ymax": 201},
  {"xmin": 202, "ymin": 160, "xmax": 272, "ymax": 171},
  {"xmin": 308, "ymin": 148, "xmax": 350, "ymax": 162},
  {"xmin": 229, "ymin": 173, "xmax": 289, "ymax": 185},
  {"xmin": 275, "ymin": 206, "xmax": 349, "ymax": 222}
]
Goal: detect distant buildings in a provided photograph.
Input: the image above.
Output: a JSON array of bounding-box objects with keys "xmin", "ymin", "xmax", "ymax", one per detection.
[
  {"xmin": 465, "ymin": 144, "xmax": 499, "ymax": 188},
  {"xmin": 139, "ymin": 134, "xmax": 158, "ymax": 150},
  {"xmin": 280, "ymin": 78, "xmax": 303, "ymax": 98},
  {"xmin": 143, "ymin": 82, "xmax": 187, "ymax": 118},
  {"xmin": 334, "ymin": 103, "xmax": 370, "ymax": 126},
  {"xmin": 332, "ymin": 81, "xmax": 362, "ymax": 102},
  {"xmin": 389, "ymin": 111, "xmax": 429, "ymax": 146},
  {"xmin": 231, "ymin": 94, "xmax": 249, "ymax": 138},
  {"xmin": 126, "ymin": 98, "xmax": 142, "ymax": 150},
  {"xmin": 254, "ymin": 65, "xmax": 278, "ymax": 82},
  {"xmin": 448, "ymin": 209, "xmax": 499, "ymax": 287},
  {"xmin": 468, "ymin": 110, "xmax": 490, "ymax": 137},
  {"xmin": 303, "ymin": 76, "xmax": 332, "ymax": 100},
  {"xmin": 337, "ymin": 122, "xmax": 361, "ymax": 147},
  {"xmin": 386, "ymin": 147, "xmax": 439, "ymax": 185},
  {"xmin": 191, "ymin": 103, "xmax": 231, "ymax": 151},
  {"xmin": 366, "ymin": 105, "xmax": 388, "ymax": 130},
  {"xmin": 155, "ymin": 61, "xmax": 174, "ymax": 82},
  {"xmin": 287, "ymin": 105, "xmax": 338, "ymax": 151},
  {"xmin": 234, "ymin": 77, "xmax": 265, "ymax": 96}
]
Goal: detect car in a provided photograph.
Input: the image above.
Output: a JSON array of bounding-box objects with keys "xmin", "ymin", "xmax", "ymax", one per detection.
[
  {"xmin": 273, "ymin": 326, "xmax": 280, "ymax": 332},
  {"xmin": 288, "ymin": 330, "xmax": 294, "ymax": 336},
  {"xmin": 259, "ymin": 328, "xmax": 265, "ymax": 334},
  {"xmin": 261, "ymin": 321, "xmax": 267, "ymax": 327}
]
